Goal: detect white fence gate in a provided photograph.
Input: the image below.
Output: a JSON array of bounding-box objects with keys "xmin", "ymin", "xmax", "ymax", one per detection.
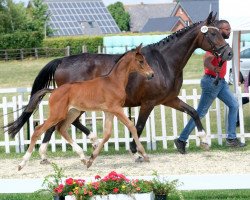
[{"xmin": 0, "ymin": 80, "xmax": 249, "ymax": 154}]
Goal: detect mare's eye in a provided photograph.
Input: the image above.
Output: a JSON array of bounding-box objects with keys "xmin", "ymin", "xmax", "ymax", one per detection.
[{"xmin": 139, "ymin": 60, "xmax": 144, "ymax": 66}]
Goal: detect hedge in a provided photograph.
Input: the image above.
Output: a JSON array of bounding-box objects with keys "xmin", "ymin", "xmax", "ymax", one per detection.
[
  {"xmin": 0, "ymin": 31, "xmax": 44, "ymax": 49},
  {"xmin": 42, "ymin": 36, "xmax": 103, "ymax": 54}
]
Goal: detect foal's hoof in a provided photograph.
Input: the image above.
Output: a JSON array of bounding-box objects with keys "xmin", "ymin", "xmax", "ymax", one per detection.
[
  {"xmin": 40, "ymin": 159, "xmax": 50, "ymax": 165},
  {"xmin": 143, "ymin": 155, "xmax": 150, "ymax": 162},
  {"xmin": 18, "ymin": 165, "xmax": 23, "ymax": 171},
  {"xmin": 200, "ymin": 142, "xmax": 210, "ymax": 151},
  {"xmin": 81, "ymin": 159, "xmax": 88, "ymax": 166},
  {"xmin": 86, "ymin": 160, "xmax": 93, "ymax": 169}
]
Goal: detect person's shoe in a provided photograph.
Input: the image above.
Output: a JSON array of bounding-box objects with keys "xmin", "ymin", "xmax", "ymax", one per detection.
[
  {"xmin": 226, "ymin": 138, "xmax": 246, "ymax": 148},
  {"xmin": 174, "ymin": 139, "xmax": 187, "ymax": 154},
  {"xmin": 236, "ymin": 121, "xmax": 240, "ymax": 127}
]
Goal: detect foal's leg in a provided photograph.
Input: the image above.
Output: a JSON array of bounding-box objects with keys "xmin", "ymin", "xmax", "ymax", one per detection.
[
  {"xmin": 18, "ymin": 120, "xmax": 57, "ymax": 170},
  {"xmin": 114, "ymin": 108, "xmax": 149, "ymax": 162},
  {"xmin": 56, "ymin": 109, "xmax": 87, "ymax": 165},
  {"xmin": 165, "ymin": 97, "xmax": 209, "ymax": 150},
  {"xmin": 130, "ymin": 104, "xmax": 154, "ymax": 162},
  {"xmin": 39, "ymin": 112, "xmax": 99, "ymax": 164},
  {"xmin": 87, "ymin": 112, "xmax": 114, "ymax": 168}
]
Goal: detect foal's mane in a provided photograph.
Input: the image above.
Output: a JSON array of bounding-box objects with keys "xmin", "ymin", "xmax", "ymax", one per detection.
[
  {"xmin": 100, "ymin": 48, "xmax": 136, "ymax": 78},
  {"xmin": 150, "ymin": 21, "xmax": 202, "ymax": 47}
]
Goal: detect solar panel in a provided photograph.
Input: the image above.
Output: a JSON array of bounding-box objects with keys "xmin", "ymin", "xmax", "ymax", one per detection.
[{"xmin": 44, "ymin": 0, "xmax": 121, "ymax": 36}]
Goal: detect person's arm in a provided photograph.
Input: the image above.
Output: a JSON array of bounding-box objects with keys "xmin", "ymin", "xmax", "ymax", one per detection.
[{"xmin": 203, "ymin": 53, "xmax": 222, "ymax": 73}]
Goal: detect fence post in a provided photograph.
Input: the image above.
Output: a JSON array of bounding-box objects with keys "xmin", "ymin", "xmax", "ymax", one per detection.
[
  {"xmin": 65, "ymin": 46, "xmax": 70, "ymax": 56},
  {"xmin": 102, "ymin": 46, "xmax": 106, "ymax": 54},
  {"xmin": 98, "ymin": 45, "xmax": 102, "ymax": 53},
  {"xmin": 4, "ymin": 50, "xmax": 8, "ymax": 61},
  {"xmin": 82, "ymin": 45, "xmax": 87, "ymax": 53},
  {"xmin": 34, "ymin": 48, "xmax": 38, "ymax": 59},
  {"xmin": 20, "ymin": 49, "xmax": 24, "ymax": 60},
  {"xmin": 125, "ymin": 45, "xmax": 128, "ymax": 52}
]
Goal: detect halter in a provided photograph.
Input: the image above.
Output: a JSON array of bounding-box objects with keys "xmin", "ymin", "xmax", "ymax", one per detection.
[{"xmin": 200, "ymin": 25, "xmax": 229, "ymax": 57}]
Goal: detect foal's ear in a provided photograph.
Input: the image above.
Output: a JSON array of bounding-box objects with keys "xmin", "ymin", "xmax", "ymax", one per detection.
[{"xmin": 135, "ymin": 43, "xmax": 143, "ymax": 53}]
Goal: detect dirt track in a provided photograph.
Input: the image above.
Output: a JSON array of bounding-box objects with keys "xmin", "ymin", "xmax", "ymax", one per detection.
[{"xmin": 1, "ymin": 150, "xmax": 250, "ymax": 179}]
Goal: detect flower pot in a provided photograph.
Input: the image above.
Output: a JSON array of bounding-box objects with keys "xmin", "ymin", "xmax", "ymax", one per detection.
[
  {"xmin": 90, "ymin": 192, "xmax": 154, "ymax": 200},
  {"xmin": 155, "ymin": 194, "xmax": 167, "ymax": 200},
  {"xmin": 53, "ymin": 196, "xmax": 65, "ymax": 200}
]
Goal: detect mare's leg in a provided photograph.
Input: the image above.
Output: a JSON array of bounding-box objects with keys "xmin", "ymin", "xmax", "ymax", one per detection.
[
  {"xmin": 39, "ymin": 126, "xmax": 55, "ymax": 164},
  {"xmin": 56, "ymin": 109, "xmax": 87, "ymax": 165},
  {"xmin": 87, "ymin": 112, "xmax": 114, "ymax": 168},
  {"xmin": 18, "ymin": 119, "xmax": 58, "ymax": 170},
  {"xmin": 130, "ymin": 104, "xmax": 154, "ymax": 162},
  {"xmin": 115, "ymin": 108, "xmax": 149, "ymax": 162},
  {"xmin": 164, "ymin": 97, "xmax": 209, "ymax": 149}
]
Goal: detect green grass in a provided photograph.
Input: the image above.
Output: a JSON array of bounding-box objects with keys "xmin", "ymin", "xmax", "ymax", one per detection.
[{"xmin": 1, "ymin": 189, "xmax": 250, "ymax": 200}]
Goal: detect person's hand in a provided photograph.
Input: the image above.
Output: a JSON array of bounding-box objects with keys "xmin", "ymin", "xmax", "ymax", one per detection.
[{"xmin": 213, "ymin": 66, "xmax": 222, "ymax": 73}]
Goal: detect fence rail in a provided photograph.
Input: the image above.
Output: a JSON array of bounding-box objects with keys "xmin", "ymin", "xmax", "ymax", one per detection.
[{"xmin": 0, "ymin": 82, "xmax": 250, "ymax": 154}]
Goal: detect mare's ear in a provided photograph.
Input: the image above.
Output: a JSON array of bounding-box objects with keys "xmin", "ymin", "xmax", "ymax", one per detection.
[
  {"xmin": 211, "ymin": 12, "xmax": 217, "ymax": 22},
  {"xmin": 135, "ymin": 43, "xmax": 143, "ymax": 53},
  {"xmin": 205, "ymin": 11, "xmax": 213, "ymax": 25}
]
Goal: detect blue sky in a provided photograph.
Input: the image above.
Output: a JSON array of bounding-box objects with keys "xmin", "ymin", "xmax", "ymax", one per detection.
[{"xmin": 15, "ymin": 0, "xmax": 172, "ymax": 6}]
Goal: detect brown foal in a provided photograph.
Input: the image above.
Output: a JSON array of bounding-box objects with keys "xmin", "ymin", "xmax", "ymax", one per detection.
[{"xmin": 18, "ymin": 44, "xmax": 154, "ymax": 170}]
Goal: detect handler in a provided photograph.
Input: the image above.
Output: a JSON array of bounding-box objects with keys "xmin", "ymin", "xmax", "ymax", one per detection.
[{"xmin": 174, "ymin": 20, "xmax": 246, "ymax": 154}]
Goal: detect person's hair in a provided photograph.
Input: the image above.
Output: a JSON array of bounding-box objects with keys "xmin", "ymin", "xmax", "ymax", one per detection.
[{"xmin": 215, "ymin": 20, "xmax": 230, "ymax": 29}]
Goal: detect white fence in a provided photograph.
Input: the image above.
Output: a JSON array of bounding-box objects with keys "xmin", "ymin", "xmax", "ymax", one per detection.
[{"xmin": 0, "ymin": 80, "xmax": 250, "ymax": 154}]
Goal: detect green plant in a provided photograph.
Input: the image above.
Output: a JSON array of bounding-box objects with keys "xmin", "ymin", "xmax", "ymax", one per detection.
[
  {"xmin": 42, "ymin": 163, "xmax": 65, "ymax": 196},
  {"xmin": 151, "ymin": 171, "xmax": 183, "ymax": 199}
]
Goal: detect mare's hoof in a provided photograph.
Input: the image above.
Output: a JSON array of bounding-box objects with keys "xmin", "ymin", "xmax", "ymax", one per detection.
[
  {"xmin": 18, "ymin": 165, "xmax": 22, "ymax": 171},
  {"xmin": 40, "ymin": 159, "xmax": 50, "ymax": 165},
  {"xmin": 200, "ymin": 142, "xmax": 210, "ymax": 151}
]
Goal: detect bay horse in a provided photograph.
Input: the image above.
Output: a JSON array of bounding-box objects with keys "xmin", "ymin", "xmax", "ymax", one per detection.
[
  {"xmin": 6, "ymin": 12, "xmax": 233, "ymax": 163},
  {"xmin": 18, "ymin": 45, "xmax": 154, "ymax": 170}
]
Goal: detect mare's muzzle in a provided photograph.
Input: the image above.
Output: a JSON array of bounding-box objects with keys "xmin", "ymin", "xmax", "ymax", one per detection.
[{"xmin": 215, "ymin": 43, "xmax": 233, "ymax": 61}]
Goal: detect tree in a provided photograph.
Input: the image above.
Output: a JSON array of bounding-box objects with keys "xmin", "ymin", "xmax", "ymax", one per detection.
[
  {"xmin": 26, "ymin": 0, "xmax": 51, "ymax": 35},
  {"xmin": 0, "ymin": 0, "xmax": 27, "ymax": 34},
  {"xmin": 107, "ymin": 2, "xmax": 130, "ymax": 32}
]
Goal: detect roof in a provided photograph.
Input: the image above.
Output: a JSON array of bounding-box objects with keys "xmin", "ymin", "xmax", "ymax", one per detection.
[
  {"xmin": 43, "ymin": 0, "xmax": 121, "ymax": 36},
  {"xmin": 125, "ymin": 3, "xmax": 176, "ymax": 32},
  {"xmin": 172, "ymin": 0, "xmax": 219, "ymax": 22},
  {"xmin": 140, "ymin": 17, "xmax": 181, "ymax": 33}
]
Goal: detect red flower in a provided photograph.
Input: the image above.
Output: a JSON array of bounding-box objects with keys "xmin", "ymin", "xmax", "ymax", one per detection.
[
  {"xmin": 68, "ymin": 191, "xmax": 73, "ymax": 195},
  {"xmin": 95, "ymin": 175, "xmax": 101, "ymax": 180},
  {"xmin": 136, "ymin": 187, "xmax": 141, "ymax": 191},
  {"xmin": 88, "ymin": 191, "xmax": 93, "ymax": 196},
  {"xmin": 113, "ymin": 188, "xmax": 119, "ymax": 193},
  {"xmin": 65, "ymin": 178, "xmax": 74, "ymax": 185},
  {"xmin": 54, "ymin": 187, "xmax": 63, "ymax": 194}
]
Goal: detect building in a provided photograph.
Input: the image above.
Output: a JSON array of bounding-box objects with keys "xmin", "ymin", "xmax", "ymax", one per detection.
[{"xmin": 43, "ymin": 0, "xmax": 121, "ymax": 36}]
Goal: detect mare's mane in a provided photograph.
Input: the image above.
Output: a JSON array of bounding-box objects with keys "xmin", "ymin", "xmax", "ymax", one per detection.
[{"xmin": 150, "ymin": 21, "xmax": 202, "ymax": 47}]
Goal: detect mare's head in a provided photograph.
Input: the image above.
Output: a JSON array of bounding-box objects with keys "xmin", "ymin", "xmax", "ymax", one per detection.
[
  {"xmin": 126, "ymin": 44, "xmax": 154, "ymax": 80},
  {"xmin": 197, "ymin": 12, "xmax": 233, "ymax": 61}
]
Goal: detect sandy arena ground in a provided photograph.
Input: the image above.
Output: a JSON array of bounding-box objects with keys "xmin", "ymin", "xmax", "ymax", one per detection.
[{"xmin": 0, "ymin": 150, "xmax": 250, "ymax": 179}]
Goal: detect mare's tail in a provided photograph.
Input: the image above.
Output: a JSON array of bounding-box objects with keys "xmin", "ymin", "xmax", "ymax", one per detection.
[{"xmin": 4, "ymin": 58, "xmax": 62, "ymax": 138}]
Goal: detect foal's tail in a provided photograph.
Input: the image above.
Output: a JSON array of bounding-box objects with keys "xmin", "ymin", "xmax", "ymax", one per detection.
[
  {"xmin": 4, "ymin": 58, "xmax": 62, "ymax": 138},
  {"xmin": 25, "ymin": 89, "xmax": 53, "ymax": 113}
]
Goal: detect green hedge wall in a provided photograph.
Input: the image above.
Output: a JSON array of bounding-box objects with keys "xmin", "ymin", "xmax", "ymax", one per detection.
[
  {"xmin": 42, "ymin": 36, "xmax": 103, "ymax": 54},
  {"xmin": 0, "ymin": 31, "xmax": 44, "ymax": 49}
]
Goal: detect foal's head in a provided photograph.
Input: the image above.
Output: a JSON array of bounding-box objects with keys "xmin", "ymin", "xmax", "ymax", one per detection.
[{"xmin": 126, "ymin": 44, "xmax": 154, "ymax": 80}]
